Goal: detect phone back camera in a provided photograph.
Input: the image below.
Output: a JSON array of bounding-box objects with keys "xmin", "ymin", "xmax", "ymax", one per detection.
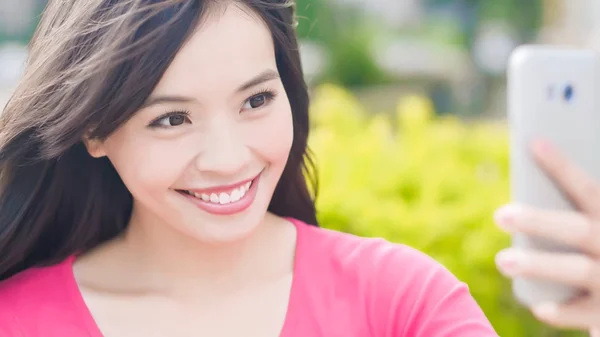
[{"xmin": 564, "ymin": 84, "xmax": 574, "ymax": 102}]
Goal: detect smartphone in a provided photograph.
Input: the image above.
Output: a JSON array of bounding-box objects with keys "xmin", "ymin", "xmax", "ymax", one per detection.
[{"xmin": 507, "ymin": 45, "xmax": 600, "ymax": 306}]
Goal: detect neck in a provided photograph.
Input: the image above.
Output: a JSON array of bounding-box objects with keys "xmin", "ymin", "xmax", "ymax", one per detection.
[{"xmin": 108, "ymin": 205, "xmax": 296, "ymax": 296}]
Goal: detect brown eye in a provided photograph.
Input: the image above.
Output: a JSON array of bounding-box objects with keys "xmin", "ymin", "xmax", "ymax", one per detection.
[
  {"xmin": 242, "ymin": 91, "xmax": 276, "ymax": 111},
  {"xmin": 248, "ymin": 95, "xmax": 266, "ymax": 109},
  {"xmin": 149, "ymin": 111, "xmax": 191, "ymax": 128},
  {"xmin": 167, "ymin": 115, "xmax": 185, "ymax": 126}
]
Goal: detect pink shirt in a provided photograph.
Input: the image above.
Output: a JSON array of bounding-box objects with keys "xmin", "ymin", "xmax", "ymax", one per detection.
[{"xmin": 0, "ymin": 219, "xmax": 498, "ymax": 336}]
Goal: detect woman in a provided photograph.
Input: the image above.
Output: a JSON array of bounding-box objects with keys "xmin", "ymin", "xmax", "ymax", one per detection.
[
  {"xmin": 495, "ymin": 140, "xmax": 600, "ymax": 336},
  {"xmin": 0, "ymin": 0, "xmax": 499, "ymax": 336}
]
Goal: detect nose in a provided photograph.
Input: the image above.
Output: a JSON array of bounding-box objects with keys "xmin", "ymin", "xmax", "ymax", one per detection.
[{"xmin": 193, "ymin": 121, "xmax": 251, "ymax": 176}]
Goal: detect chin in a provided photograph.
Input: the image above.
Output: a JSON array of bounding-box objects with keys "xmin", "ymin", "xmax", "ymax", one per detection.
[
  {"xmin": 189, "ymin": 210, "xmax": 269, "ymax": 244},
  {"xmin": 173, "ymin": 174, "xmax": 274, "ymax": 244}
]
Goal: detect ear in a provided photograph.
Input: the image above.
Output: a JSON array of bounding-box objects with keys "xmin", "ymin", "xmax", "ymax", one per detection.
[{"xmin": 83, "ymin": 137, "xmax": 107, "ymax": 158}]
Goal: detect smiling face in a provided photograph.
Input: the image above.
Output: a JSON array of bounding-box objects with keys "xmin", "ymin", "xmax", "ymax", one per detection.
[{"xmin": 85, "ymin": 3, "xmax": 294, "ymax": 243}]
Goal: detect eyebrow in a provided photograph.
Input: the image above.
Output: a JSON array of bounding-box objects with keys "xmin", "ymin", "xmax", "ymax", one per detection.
[
  {"xmin": 236, "ymin": 69, "xmax": 280, "ymax": 92},
  {"xmin": 141, "ymin": 69, "xmax": 280, "ymax": 109}
]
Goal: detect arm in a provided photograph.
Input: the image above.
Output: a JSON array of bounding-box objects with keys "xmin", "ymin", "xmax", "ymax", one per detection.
[
  {"xmin": 366, "ymin": 243, "xmax": 498, "ymax": 337},
  {"xmin": 404, "ymin": 274, "xmax": 498, "ymax": 337}
]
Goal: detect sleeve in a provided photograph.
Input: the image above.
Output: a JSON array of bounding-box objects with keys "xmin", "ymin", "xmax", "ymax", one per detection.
[
  {"xmin": 366, "ymin": 243, "xmax": 499, "ymax": 337},
  {"xmin": 404, "ymin": 274, "xmax": 499, "ymax": 337}
]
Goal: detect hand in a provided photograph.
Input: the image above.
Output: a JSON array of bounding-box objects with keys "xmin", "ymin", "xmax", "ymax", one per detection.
[{"xmin": 494, "ymin": 139, "xmax": 600, "ymax": 333}]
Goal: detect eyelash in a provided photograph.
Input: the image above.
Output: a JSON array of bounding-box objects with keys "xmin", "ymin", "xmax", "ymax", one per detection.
[
  {"xmin": 148, "ymin": 110, "xmax": 191, "ymax": 128},
  {"xmin": 147, "ymin": 89, "xmax": 278, "ymax": 128},
  {"xmin": 245, "ymin": 89, "xmax": 278, "ymax": 109}
]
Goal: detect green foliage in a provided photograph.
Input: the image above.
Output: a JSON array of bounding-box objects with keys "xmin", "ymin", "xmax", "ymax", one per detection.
[
  {"xmin": 295, "ymin": 0, "xmax": 391, "ymax": 87},
  {"xmin": 426, "ymin": 0, "xmax": 543, "ymax": 38},
  {"xmin": 476, "ymin": 0, "xmax": 543, "ymax": 39},
  {"xmin": 309, "ymin": 84, "xmax": 587, "ymax": 337},
  {"xmin": 295, "ymin": 0, "xmax": 332, "ymax": 41},
  {"xmin": 322, "ymin": 25, "xmax": 392, "ymax": 88}
]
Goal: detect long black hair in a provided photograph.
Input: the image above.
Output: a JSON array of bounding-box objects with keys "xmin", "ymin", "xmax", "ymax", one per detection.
[{"xmin": 0, "ymin": 0, "xmax": 318, "ymax": 280}]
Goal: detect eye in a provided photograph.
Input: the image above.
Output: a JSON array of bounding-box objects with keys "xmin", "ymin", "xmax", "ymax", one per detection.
[
  {"xmin": 242, "ymin": 90, "xmax": 276, "ymax": 111},
  {"xmin": 149, "ymin": 111, "xmax": 191, "ymax": 128}
]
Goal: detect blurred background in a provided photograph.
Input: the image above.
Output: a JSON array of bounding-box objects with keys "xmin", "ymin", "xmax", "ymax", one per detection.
[{"xmin": 1, "ymin": 0, "xmax": 599, "ymax": 335}]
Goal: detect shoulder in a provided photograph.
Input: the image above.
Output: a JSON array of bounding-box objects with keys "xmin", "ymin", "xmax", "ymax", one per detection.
[
  {"xmin": 0, "ymin": 257, "xmax": 76, "ymax": 333},
  {"xmin": 292, "ymin": 219, "xmax": 497, "ymax": 336},
  {"xmin": 0, "ymin": 258, "xmax": 73, "ymax": 301},
  {"xmin": 293, "ymin": 217, "xmax": 445, "ymax": 281}
]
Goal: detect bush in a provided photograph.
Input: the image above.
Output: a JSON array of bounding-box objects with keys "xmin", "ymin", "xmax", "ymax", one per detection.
[
  {"xmin": 309, "ymin": 84, "xmax": 586, "ymax": 337},
  {"xmin": 295, "ymin": 0, "xmax": 392, "ymax": 87}
]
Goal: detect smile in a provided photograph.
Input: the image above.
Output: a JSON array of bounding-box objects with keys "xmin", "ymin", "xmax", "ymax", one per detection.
[
  {"xmin": 175, "ymin": 172, "xmax": 262, "ymax": 215},
  {"xmin": 181, "ymin": 180, "xmax": 253, "ymax": 205}
]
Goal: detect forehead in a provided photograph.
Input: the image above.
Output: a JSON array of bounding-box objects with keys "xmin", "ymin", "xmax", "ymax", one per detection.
[{"xmin": 152, "ymin": 3, "xmax": 276, "ymax": 97}]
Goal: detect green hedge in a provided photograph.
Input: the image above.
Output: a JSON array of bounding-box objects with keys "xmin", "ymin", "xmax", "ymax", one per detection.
[{"xmin": 309, "ymin": 84, "xmax": 586, "ymax": 337}]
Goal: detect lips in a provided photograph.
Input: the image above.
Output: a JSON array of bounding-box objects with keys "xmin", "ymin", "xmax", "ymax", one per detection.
[
  {"xmin": 175, "ymin": 172, "xmax": 262, "ymax": 215},
  {"xmin": 179, "ymin": 180, "xmax": 253, "ymax": 205}
]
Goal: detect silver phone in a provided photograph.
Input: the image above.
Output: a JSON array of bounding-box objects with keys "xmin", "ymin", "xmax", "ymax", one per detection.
[{"xmin": 507, "ymin": 45, "xmax": 600, "ymax": 306}]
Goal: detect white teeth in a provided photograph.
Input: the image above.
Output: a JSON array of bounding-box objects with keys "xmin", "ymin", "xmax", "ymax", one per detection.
[
  {"xmin": 184, "ymin": 180, "xmax": 254, "ymax": 205},
  {"xmin": 218, "ymin": 192, "xmax": 230, "ymax": 204},
  {"xmin": 231, "ymin": 188, "xmax": 242, "ymax": 202}
]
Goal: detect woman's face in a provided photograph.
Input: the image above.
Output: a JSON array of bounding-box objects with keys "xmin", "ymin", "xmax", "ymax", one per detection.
[{"xmin": 86, "ymin": 3, "xmax": 294, "ymax": 243}]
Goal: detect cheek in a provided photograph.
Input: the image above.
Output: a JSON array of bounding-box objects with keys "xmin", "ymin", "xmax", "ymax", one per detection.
[
  {"xmin": 247, "ymin": 99, "xmax": 294, "ymax": 166},
  {"xmin": 102, "ymin": 129, "xmax": 187, "ymax": 196}
]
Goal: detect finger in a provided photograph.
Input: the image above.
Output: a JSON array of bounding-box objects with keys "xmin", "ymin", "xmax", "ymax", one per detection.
[
  {"xmin": 532, "ymin": 297, "xmax": 600, "ymax": 330},
  {"xmin": 495, "ymin": 249, "xmax": 600, "ymax": 290},
  {"xmin": 532, "ymin": 139, "xmax": 600, "ymax": 217},
  {"xmin": 494, "ymin": 204, "xmax": 600, "ymax": 256}
]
